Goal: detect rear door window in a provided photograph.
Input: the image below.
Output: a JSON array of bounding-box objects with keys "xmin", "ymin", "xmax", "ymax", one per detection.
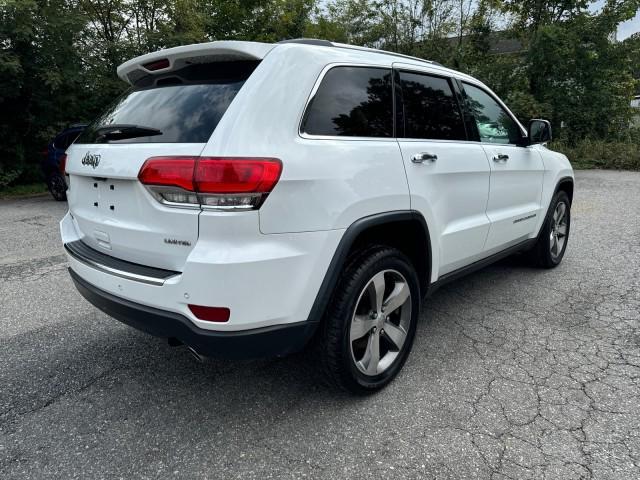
[
  {"xmin": 77, "ymin": 61, "xmax": 259, "ymax": 144},
  {"xmin": 302, "ymin": 66, "xmax": 393, "ymax": 138},
  {"xmin": 398, "ymin": 71, "xmax": 467, "ymax": 141}
]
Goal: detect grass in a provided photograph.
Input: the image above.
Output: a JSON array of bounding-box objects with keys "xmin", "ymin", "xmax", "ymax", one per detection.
[
  {"xmin": 552, "ymin": 139, "xmax": 640, "ymax": 170},
  {"xmin": 0, "ymin": 182, "xmax": 48, "ymax": 199}
]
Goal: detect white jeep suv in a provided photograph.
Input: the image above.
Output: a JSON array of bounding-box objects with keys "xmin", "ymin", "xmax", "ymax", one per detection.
[{"xmin": 61, "ymin": 39, "xmax": 573, "ymax": 393}]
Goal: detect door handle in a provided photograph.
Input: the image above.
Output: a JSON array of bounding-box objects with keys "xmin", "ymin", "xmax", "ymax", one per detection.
[
  {"xmin": 411, "ymin": 152, "xmax": 438, "ymax": 164},
  {"xmin": 493, "ymin": 154, "xmax": 509, "ymax": 162}
]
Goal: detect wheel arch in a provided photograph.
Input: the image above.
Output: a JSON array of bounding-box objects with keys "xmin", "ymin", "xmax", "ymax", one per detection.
[
  {"xmin": 533, "ymin": 175, "xmax": 574, "ymax": 241},
  {"xmin": 555, "ymin": 176, "xmax": 574, "ymax": 205},
  {"xmin": 307, "ymin": 211, "xmax": 432, "ymax": 325}
]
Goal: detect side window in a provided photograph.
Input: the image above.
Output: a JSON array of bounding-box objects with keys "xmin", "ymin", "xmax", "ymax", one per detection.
[
  {"xmin": 463, "ymin": 83, "xmax": 522, "ymax": 145},
  {"xmin": 302, "ymin": 66, "xmax": 393, "ymax": 137},
  {"xmin": 398, "ymin": 71, "xmax": 466, "ymax": 141}
]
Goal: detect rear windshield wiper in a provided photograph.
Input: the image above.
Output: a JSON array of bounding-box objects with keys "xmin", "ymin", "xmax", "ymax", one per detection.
[{"xmin": 94, "ymin": 124, "xmax": 162, "ymax": 141}]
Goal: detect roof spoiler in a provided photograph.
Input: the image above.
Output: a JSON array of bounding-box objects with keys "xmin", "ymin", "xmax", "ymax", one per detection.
[{"xmin": 116, "ymin": 41, "xmax": 275, "ymax": 85}]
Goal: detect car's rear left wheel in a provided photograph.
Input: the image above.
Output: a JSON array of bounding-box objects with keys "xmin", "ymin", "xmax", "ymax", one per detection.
[{"xmin": 315, "ymin": 246, "xmax": 420, "ymax": 394}]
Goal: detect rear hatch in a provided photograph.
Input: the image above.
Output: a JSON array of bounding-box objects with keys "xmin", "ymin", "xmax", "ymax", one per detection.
[{"xmin": 65, "ymin": 58, "xmax": 261, "ymax": 271}]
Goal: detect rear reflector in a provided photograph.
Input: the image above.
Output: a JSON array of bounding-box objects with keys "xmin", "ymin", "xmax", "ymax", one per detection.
[
  {"xmin": 188, "ymin": 305, "xmax": 230, "ymax": 322},
  {"xmin": 138, "ymin": 156, "xmax": 282, "ymax": 210},
  {"xmin": 143, "ymin": 58, "xmax": 170, "ymax": 71}
]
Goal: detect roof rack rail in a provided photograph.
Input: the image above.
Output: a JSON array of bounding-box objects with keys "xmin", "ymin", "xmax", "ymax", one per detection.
[
  {"xmin": 279, "ymin": 38, "xmax": 443, "ymax": 68},
  {"xmin": 278, "ymin": 38, "xmax": 334, "ymax": 47},
  {"xmin": 332, "ymin": 42, "xmax": 444, "ymax": 67}
]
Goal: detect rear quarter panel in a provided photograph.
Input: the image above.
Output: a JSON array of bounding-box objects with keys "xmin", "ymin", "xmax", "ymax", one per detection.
[{"xmin": 199, "ymin": 45, "xmax": 410, "ymax": 234}]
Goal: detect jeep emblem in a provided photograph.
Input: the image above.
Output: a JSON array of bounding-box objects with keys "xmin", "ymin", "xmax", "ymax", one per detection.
[{"xmin": 82, "ymin": 152, "xmax": 101, "ymax": 169}]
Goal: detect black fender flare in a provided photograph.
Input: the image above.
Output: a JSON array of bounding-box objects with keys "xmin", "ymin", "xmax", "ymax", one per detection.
[
  {"xmin": 306, "ymin": 210, "xmax": 432, "ymax": 325},
  {"xmin": 554, "ymin": 176, "xmax": 574, "ymax": 203},
  {"xmin": 538, "ymin": 176, "xmax": 574, "ymax": 233}
]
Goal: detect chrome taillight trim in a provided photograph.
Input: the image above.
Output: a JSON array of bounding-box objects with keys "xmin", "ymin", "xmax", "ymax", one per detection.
[{"xmin": 143, "ymin": 185, "xmax": 271, "ymax": 211}]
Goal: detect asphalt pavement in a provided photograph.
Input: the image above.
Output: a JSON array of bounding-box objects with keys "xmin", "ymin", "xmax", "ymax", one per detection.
[{"xmin": 1, "ymin": 170, "xmax": 639, "ymax": 479}]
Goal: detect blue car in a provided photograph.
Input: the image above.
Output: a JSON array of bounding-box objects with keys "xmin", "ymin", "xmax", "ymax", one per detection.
[{"xmin": 42, "ymin": 124, "xmax": 86, "ymax": 201}]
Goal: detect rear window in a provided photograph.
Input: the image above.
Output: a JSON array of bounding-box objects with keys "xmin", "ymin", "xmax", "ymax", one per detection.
[
  {"xmin": 398, "ymin": 71, "xmax": 466, "ymax": 141},
  {"xmin": 302, "ymin": 66, "xmax": 393, "ymax": 138},
  {"xmin": 77, "ymin": 61, "xmax": 259, "ymax": 144}
]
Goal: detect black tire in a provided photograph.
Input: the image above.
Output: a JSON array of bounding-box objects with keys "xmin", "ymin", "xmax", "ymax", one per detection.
[
  {"xmin": 528, "ymin": 191, "xmax": 571, "ymax": 268},
  {"xmin": 46, "ymin": 173, "xmax": 67, "ymax": 201},
  {"xmin": 314, "ymin": 245, "xmax": 420, "ymax": 394}
]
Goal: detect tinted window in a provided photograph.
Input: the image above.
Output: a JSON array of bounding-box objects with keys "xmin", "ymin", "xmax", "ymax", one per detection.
[
  {"xmin": 463, "ymin": 83, "xmax": 521, "ymax": 144},
  {"xmin": 399, "ymin": 72, "xmax": 466, "ymax": 140},
  {"xmin": 78, "ymin": 61, "xmax": 259, "ymax": 144},
  {"xmin": 56, "ymin": 131, "xmax": 83, "ymax": 150},
  {"xmin": 302, "ymin": 67, "xmax": 393, "ymax": 137}
]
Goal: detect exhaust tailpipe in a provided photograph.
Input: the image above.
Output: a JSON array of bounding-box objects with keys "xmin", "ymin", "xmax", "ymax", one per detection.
[{"xmin": 187, "ymin": 346, "xmax": 205, "ymax": 363}]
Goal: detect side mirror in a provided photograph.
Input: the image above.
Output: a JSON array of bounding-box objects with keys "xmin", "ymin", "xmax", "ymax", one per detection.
[{"xmin": 527, "ymin": 119, "xmax": 552, "ymax": 145}]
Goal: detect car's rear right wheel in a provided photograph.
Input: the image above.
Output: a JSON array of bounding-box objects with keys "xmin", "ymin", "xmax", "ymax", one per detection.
[{"xmin": 314, "ymin": 245, "xmax": 420, "ymax": 394}]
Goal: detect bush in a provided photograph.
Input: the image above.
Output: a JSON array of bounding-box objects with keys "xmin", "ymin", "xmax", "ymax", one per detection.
[
  {"xmin": 0, "ymin": 161, "xmax": 43, "ymax": 191},
  {"xmin": 552, "ymin": 139, "xmax": 640, "ymax": 170},
  {"xmin": 0, "ymin": 165, "xmax": 23, "ymax": 188}
]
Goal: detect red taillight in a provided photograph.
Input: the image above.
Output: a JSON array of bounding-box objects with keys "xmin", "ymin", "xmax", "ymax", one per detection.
[
  {"xmin": 195, "ymin": 158, "xmax": 282, "ymax": 194},
  {"xmin": 59, "ymin": 154, "xmax": 67, "ymax": 174},
  {"xmin": 143, "ymin": 58, "xmax": 170, "ymax": 71},
  {"xmin": 138, "ymin": 156, "xmax": 197, "ymax": 191},
  {"xmin": 188, "ymin": 305, "xmax": 230, "ymax": 322},
  {"xmin": 138, "ymin": 156, "xmax": 282, "ymax": 210}
]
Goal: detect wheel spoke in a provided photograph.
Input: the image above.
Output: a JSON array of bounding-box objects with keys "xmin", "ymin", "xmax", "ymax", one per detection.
[
  {"xmin": 551, "ymin": 235, "xmax": 558, "ymax": 256},
  {"xmin": 382, "ymin": 281, "xmax": 409, "ymax": 315},
  {"xmin": 557, "ymin": 224, "xmax": 567, "ymax": 236},
  {"xmin": 367, "ymin": 271, "xmax": 386, "ymax": 313},
  {"xmin": 359, "ymin": 331, "xmax": 380, "ymax": 375},
  {"xmin": 350, "ymin": 315, "xmax": 376, "ymax": 340},
  {"xmin": 382, "ymin": 322, "xmax": 406, "ymax": 351},
  {"xmin": 556, "ymin": 203, "xmax": 566, "ymax": 223}
]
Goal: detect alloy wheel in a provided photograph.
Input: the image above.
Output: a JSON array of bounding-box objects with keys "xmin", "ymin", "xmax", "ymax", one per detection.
[
  {"xmin": 349, "ymin": 269, "xmax": 412, "ymax": 376},
  {"xmin": 549, "ymin": 201, "xmax": 568, "ymax": 259}
]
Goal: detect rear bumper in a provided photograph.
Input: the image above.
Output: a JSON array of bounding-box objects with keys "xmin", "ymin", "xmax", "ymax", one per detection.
[
  {"xmin": 69, "ymin": 268, "xmax": 318, "ymax": 359},
  {"xmin": 60, "ymin": 211, "xmax": 343, "ymax": 331}
]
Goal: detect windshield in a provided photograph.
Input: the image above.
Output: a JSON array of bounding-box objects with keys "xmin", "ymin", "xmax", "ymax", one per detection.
[{"xmin": 77, "ymin": 61, "xmax": 259, "ymax": 144}]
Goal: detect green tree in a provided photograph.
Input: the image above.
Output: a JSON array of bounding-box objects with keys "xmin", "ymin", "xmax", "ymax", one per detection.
[
  {"xmin": 526, "ymin": 1, "xmax": 639, "ymax": 141},
  {"xmin": 0, "ymin": 0, "xmax": 86, "ymax": 184},
  {"xmin": 501, "ymin": 0, "xmax": 591, "ymax": 30},
  {"xmin": 1, "ymin": 0, "xmax": 639, "ymax": 188}
]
